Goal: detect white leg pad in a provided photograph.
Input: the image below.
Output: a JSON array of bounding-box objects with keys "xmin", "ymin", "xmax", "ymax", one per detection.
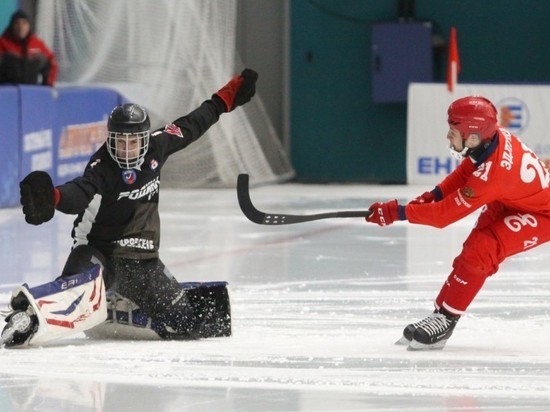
[{"xmin": 11, "ymin": 264, "xmax": 107, "ymax": 346}]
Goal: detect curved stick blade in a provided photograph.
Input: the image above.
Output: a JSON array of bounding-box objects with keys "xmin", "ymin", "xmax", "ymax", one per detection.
[{"xmin": 237, "ymin": 174, "xmax": 372, "ymax": 225}]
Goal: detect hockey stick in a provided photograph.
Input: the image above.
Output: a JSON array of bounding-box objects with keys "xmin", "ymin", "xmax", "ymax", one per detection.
[{"xmin": 237, "ymin": 174, "xmax": 372, "ymax": 225}]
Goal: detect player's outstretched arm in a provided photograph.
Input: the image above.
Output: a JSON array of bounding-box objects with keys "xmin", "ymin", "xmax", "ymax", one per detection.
[{"xmin": 163, "ymin": 69, "xmax": 259, "ymax": 151}]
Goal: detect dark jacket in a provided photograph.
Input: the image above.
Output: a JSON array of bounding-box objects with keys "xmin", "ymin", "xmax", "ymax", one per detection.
[{"xmin": 0, "ymin": 11, "xmax": 58, "ymax": 86}]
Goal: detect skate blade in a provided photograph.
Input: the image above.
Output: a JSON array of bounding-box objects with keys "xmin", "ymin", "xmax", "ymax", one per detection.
[
  {"xmin": 407, "ymin": 338, "xmax": 447, "ymax": 351},
  {"xmin": 0, "ymin": 332, "xmax": 12, "ymax": 347},
  {"xmin": 0, "ymin": 324, "xmax": 19, "ymax": 347},
  {"xmin": 395, "ymin": 336, "xmax": 411, "ymax": 346}
]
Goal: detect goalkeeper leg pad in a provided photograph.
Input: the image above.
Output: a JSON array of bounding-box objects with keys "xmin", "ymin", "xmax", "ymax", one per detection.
[
  {"xmin": 85, "ymin": 281, "xmax": 231, "ymax": 340},
  {"xmin": 1, "ymin": 264, "xmax": 106, "ymax": 347}
]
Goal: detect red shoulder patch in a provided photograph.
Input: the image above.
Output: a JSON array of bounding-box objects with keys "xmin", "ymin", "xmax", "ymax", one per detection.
[{"xmin": 164, "ymin": 123, "xmax": 183, "ymax": 138}]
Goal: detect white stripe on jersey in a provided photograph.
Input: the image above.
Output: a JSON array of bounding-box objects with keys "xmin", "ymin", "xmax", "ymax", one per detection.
[{"xmin": 73, "ymin": 193, "xmax": 102, "ymax": 247}]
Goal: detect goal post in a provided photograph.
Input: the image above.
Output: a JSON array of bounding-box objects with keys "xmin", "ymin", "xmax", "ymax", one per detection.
[{"xmin": 35, "ymin": 0, "xmax": 294, "ymax": 187}]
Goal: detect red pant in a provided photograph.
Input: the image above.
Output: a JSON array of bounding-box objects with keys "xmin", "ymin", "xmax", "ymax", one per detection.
[{"xmin": 435, "ymin": 201, "xmax": 550, "ymax": 314}]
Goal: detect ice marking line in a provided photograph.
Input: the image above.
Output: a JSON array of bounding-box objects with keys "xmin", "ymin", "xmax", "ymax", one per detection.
[{"xmin": 168, "ymin": 223, "xmax": 350, "ymax": 268}]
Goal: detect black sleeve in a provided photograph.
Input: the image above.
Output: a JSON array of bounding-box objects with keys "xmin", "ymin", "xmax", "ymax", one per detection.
[
  {"xmin": 55, "ymin": 175, "xmax": 100, "ymax": 214},
  {"xmin": 174, "ymin": 96, "xmax": 226, "ymax": 139},
  {"xmin": 55, "ymin": 152, "xmax": 114, "ymax": 214},
  {"xmin": 158, "ymin": 97, "xmax": 227, "ymax": 157}
]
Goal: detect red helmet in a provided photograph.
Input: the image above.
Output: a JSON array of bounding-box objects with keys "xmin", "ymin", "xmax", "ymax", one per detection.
[{"xmin": 447, "ymin": 96, "xmax": 498, "ymax": 140}]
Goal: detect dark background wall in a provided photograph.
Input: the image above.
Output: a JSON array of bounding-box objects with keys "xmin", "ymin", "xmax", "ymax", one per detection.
[
  {"xmin": 237, "ymin": 0, "xmax": 289, "ymax": 152},
  {"xmin": 288, "ymin": 0, "xmax": 550, "ymax": 182}
]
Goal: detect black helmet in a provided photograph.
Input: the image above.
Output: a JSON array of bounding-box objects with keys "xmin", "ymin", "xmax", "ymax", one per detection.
[{"xmin": 106, "ymin": 103, "xmax": 150, "ymax": 169}]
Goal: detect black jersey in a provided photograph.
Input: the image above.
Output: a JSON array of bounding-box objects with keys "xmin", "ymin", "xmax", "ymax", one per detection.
[{"xmin": 55, "ymin": 97, "xmax": 226, "ymax": 259}]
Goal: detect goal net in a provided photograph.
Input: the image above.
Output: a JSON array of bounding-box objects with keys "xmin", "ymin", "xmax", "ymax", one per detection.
[{"xmin": 35, "ymin": 0, "xmax": 294, "ymax": 187}]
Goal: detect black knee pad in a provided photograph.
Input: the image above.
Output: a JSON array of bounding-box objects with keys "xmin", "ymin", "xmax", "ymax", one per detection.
[{"xmin": 62, "ymin": 245, "xmax": 112, "ymax": 286}]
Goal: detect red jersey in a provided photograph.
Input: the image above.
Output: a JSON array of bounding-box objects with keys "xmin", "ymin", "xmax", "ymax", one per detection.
[
  {"xmin": 0, "ymin": 31, "xmax": 57, "ymax": 86},
  {"xmin": 406, "ymin": 128, "xmax": 550, "ymax": 228}
]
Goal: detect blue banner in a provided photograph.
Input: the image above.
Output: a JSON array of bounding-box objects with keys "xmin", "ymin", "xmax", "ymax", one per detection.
[
  {"xmin": 54, "ymin": 87, "xmax": 120, "ymax": 184},
  {"xmin": 0, "ymin": 86, "xmax": 20, "ymax": 207},
  {"xmin": 1, "ymin": 85, "xmax": 122, "ymax": 207},
  {"xmin": 19, "ymin": 86, "xmax": 56, "ymax": 181}
]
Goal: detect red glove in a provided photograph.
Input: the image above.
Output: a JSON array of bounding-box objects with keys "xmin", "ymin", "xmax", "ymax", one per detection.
[
  {"xmin": 409, "ymin": 191, "xmax": 436, "ymax": 205},
  {"xmin": 214, "ymin": 68, "xmax": 258, "ymax": 112},
  {"xmin": 366, "ymin": 199, "xmax": 401, "ymax": 227}
]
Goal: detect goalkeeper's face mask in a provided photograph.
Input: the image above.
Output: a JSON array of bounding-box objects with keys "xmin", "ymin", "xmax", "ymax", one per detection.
[
  {"xmin": 106, "ymin": 103, "xmax": 151, "ymax": 170},
  {"xmin": 107, "ymin": 131, "xmax": 149, "ymax": 170}
]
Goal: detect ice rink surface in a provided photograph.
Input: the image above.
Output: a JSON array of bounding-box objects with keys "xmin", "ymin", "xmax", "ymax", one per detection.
[{"xmin": 1, "ymin": 182, "xmax": 550, "ymax": 411}]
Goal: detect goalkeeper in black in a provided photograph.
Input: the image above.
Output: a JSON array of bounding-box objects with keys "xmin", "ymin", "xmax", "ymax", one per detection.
[{"xmin": 2, "ymin": 69, "xmax": 258, "ymax": 346}]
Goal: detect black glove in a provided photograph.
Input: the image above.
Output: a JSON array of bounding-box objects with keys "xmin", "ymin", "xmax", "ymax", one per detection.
[
  {"xmin": 20, "ymin": 171, "xmax": 55, "ymax": 225},
  {"xmin": 214, "ymin": 68, "xmax": 258, "ymax": 112}
]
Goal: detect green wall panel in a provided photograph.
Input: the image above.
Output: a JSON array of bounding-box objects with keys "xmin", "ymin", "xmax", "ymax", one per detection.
[
  {"xmin": 290, "ymin": 0, "xmax": 550, "ymax": 182},
  {"xmin": 0, "ymin": 0, "xmax": 18, "ymax": 32}
]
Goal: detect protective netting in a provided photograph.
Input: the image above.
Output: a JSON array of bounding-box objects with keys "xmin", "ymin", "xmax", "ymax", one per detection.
[{"xmin": 35, "ymin": 0, "xmax": 294, "ymax": 187}]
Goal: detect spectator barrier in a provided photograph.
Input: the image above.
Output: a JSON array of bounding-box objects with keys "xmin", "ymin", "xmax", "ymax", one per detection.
[{"xmin": 0, "ymin": 85, "xmax": 121, "ymax": 208}]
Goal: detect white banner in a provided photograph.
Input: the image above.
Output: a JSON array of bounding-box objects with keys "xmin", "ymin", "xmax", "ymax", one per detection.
[{"xmin": 406, "ymin": 83, "xmax": 550, "ymax": 185}]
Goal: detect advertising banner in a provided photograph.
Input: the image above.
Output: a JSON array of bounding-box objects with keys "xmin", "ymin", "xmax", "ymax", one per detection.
[
  {"xmin": 1, "ymin": 85, "xmax": 122, "ymax": 209},
  {"xmin": 0, "ymin": 86, "xmax": 20, "ymax": 207},
  {"xmin": 55, "ymin": 88, "xmax": 120, "ymax": 184},
  {"xmin": 407, "ymin": 83, "xmax": 550, "ymax": 185},
  {"xmin": 19, "ymin": 86, "xmax": 56, "ymax": 182}
]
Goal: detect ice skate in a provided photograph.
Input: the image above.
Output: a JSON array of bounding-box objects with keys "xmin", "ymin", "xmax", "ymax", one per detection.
[
  {"xmin": 1, "ymin": 309, "xmax": 37, "ymax": 347},
  {"xmin": 395, "ymin": 310, "xmax": 438, "ymax": 345},
  {"xmin": 406, "ymin": 311, "xmax": 460, "ymax": 351}
]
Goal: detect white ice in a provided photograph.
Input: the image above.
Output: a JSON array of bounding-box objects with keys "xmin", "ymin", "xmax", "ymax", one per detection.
[{"xmin": 1, "ymin": 182, "xmax": 550, "ymax": 412}]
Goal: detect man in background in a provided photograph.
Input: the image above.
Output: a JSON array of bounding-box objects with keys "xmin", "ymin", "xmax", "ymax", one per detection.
[{"xmin": 0, "ymin": 9, "xmax": 57, "ymax": 86}]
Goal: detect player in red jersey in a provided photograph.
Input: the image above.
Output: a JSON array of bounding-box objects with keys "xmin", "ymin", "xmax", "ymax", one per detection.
[{"xmin": 366, "ymin": 96, "xmax": 550, "ymax": 350}]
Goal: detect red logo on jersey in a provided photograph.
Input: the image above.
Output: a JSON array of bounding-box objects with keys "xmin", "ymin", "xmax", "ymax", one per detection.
[
  {"xmin": 122, "ymin": 169, "xmax": 137, "ymax": 185},
  {"xmin": 164, "ymin": 123, "xmax": 183, "ymax": 137}
]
